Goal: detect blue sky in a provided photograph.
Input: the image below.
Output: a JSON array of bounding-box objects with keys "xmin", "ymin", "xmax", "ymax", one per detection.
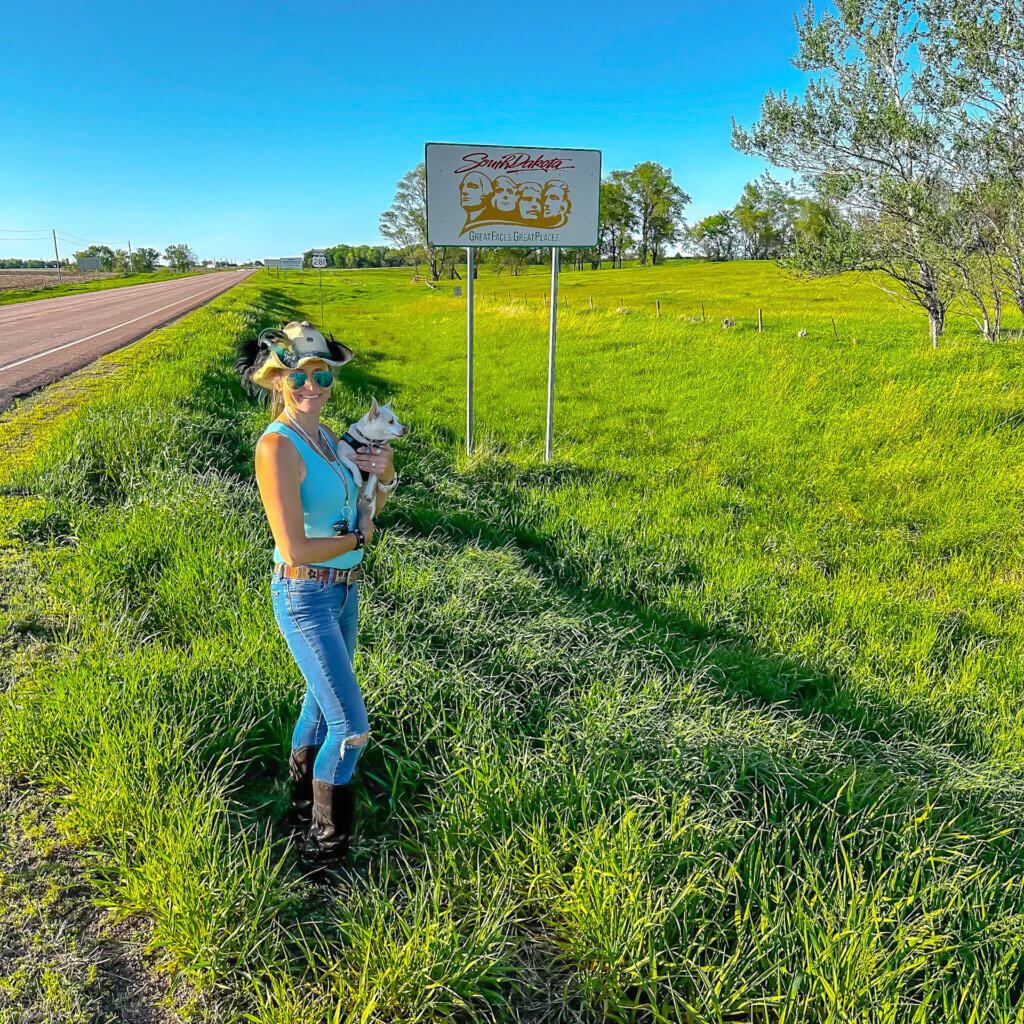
[{"xmin": 3, "ymin": 1, "xmax": 809, "ymax": 263}]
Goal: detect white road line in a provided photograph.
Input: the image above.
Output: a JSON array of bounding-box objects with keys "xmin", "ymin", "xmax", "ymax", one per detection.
[{"xmin": 0, "ymin": 275, "xmax": 244, "ymax": 375}]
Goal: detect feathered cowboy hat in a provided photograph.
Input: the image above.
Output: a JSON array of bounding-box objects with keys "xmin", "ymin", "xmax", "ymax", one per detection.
[{"xmin": 235, "ymin": 321, "xmax": 355, "ymax": 396}]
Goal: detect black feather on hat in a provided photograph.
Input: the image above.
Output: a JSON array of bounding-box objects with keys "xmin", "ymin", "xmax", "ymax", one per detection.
[{"xmin": 234, "ymin": 333, "xmax": 273, "ymax": 402}]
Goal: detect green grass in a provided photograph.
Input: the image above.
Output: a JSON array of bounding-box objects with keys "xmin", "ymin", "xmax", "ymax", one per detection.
[
  {"xmin": 0, "ymin": 268, "xmax": 227, "ymax": 306},
  {"xmin": 3, "ymin": 260, "xmax": 1024, "ymax": 1021}
]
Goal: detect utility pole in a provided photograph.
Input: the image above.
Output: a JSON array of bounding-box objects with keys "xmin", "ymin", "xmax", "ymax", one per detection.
[
  {"xmin": 127, "ymin": 240, "xmax": 133, "ymax": 276},
  {"xmin": 53, "ymin": 229, "xmax": 62, "ymax": 284}
]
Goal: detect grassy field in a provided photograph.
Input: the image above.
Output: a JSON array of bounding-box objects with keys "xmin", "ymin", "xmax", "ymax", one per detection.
[
  {"xmin": 3, "ymin": 259, "xmax": 1024, "ymax": 1021},
  {"xmin": 0, "ymin": 267, "xmax": 227, "ymax": 306}
]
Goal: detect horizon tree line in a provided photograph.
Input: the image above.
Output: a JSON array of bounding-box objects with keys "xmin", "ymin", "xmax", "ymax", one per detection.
[
  {"xmin": 377, "ymin": 160, "xmax": 692, "ymax": 280},
  {"xmin": 69, "ymin": 243, "xmax": 202, "ymax": 274}
]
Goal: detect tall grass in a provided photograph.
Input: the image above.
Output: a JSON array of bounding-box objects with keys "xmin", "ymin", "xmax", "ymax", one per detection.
[{"xmin": 2, "ymin": 261, "xmax": 1024, "ymax": 1020}]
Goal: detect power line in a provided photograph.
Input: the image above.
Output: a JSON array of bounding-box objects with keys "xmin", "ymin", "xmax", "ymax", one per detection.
[
  {"xmin": 58, "ymin": 236, "xmax": 113, "ymax": 249},
  {"xmin": 57, "ymin": 230, "xmax": 116, "ymax": 246}
]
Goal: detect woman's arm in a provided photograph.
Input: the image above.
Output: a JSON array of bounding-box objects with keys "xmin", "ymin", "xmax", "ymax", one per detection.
[
  {"xmin": 325, "ymin": 428, "xmax": 396, "ymax": 518},
  {"xmin": 255, "ymin": 433, "xmax": 364, "ymax": 564},
  {"xmin": 365, "ymin": 440, "xmax": 396, "ymax": 516},
  {"xmin": 321, "ymin": 425, "xmax": 394, "ymax": 517}
]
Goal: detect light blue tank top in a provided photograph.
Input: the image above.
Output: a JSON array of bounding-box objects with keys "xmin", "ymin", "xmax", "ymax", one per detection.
[{"xmin": 262, "ymin": 419, "xmax": 362, "ymax": 569}]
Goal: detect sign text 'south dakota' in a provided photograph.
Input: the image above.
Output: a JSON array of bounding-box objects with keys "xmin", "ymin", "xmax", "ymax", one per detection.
[
  {"xmin": 465, "ymin": 228, "xmax": 563, "ymax": 243},
  {"xmin": 454, "ymin": 152, "xmax": 576, "ymax": 175}
]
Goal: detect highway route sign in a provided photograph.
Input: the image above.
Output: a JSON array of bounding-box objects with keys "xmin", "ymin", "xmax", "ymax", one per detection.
[{"xmin": 312, "ymin": 256, "xmax": 328, "ymax": 269}]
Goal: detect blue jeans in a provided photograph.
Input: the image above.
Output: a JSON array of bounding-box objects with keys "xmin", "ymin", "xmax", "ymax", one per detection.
[{"xmin": 270, "ymin": 576, "xmax": 369, "ymax": 785}]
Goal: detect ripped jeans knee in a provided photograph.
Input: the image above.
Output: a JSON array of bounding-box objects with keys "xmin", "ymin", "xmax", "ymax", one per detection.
[{"xmin": 271, "ymin": 577, "xmax": 370, "ymax": 786}]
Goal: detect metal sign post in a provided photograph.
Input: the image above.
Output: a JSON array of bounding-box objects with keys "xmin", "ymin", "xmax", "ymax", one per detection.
[
  {"xmin": 280, "ymin": 256, "xmax": 302, "ymax": 284},
  {"xmin": 546, "ymin": 247, "xmax": 559, "ymax": 461},
  {"xmin": 466, "ymin": 247, "xmax": 474, "ymax": 454},
  {"xmin": 311, "ymin": 252, "xmax": 328, "ymax": 326}
]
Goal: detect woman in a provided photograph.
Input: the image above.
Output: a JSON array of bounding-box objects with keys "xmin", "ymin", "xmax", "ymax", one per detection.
[{"xmin": 237, "ymin": 321, "xmax": 397, "ymax": 878}]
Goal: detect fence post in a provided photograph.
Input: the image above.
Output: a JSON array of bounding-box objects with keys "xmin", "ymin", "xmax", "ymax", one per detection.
[
  {"xmin": 656, "ymin": 300, "xmax": 661, "ymax": 317},
  {"xmin": 758, "ymin": 308, "xmax": 763, "ymax": 332}
]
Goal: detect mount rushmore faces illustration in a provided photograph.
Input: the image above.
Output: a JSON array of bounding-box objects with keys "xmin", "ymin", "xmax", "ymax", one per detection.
[{"xmin": 459, "ymin": 172, "xmax": 572, "ymax": 234}]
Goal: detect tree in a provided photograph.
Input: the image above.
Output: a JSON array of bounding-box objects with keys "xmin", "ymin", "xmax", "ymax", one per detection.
[
  {"xmin": 618, "ymin": 162, "xmax": 690, "ymax": 266},
  {"xmin": 791, "ymin": 197, "xmax": 843, "ymax": 248},
  {"xmin": 568, "ymin": 247, "xmax": 599, "ymax": 271},
  {"xmin": 938, "ymin": 3, "xmax": 1024, "ymax": 328},
  {"xmin": 598, "ymin": 177, "xmax": 635, "ymax": 268},
  {"xmin": 73, "ymin": 244, "xmax": 116, "ymax": 271},
  {"xmin": 132, "ymin": 247, "xmax": 160, "ymax": 272},
  {"xmin": 379, "ymin": 163, "xmax": 441, "ymax": 281},
  {"xmin": 732, "ymin": 175, "xmax": 799, "ymax": 259},
  {"xmin": 688, "ymin": 212, "xmax": 740, "ymax": 261},
  {"xmin": 487, "ymin": 248, "xmax": 529, "ymax": 277},
  {"xmin": 164, "ymin": 244, "xmax": 196, "ymax": 272},
  {"xmin": 732, "ymin": 0, "xmax": 969, "ymax": 347}
]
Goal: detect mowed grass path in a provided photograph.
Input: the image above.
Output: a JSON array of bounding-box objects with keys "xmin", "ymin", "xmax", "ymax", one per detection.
[{"xmin": 2, "ymin": 262, "xmax": 1024, "ymax": 1021}]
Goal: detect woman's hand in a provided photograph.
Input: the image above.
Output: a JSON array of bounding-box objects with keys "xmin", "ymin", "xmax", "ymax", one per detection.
[{"xmin": 353, "ymin": 441, "xmax": 394, "ymax": 481}]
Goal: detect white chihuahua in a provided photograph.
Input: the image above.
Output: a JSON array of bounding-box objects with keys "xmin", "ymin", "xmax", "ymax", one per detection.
[{"xmin": 335, "ymin": 397, "xmax": 409, "ymax": 515}]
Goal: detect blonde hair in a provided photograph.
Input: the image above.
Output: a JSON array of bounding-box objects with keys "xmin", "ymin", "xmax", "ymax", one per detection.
[{"xmin": 269, "ymin": 380, "xmax": 285, "ymax": 418}]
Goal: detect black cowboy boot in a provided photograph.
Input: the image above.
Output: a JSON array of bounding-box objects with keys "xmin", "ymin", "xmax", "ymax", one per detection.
[
  {"xmin": 277, "ymin": 745, "xmax": 319, "ymax": 837},
  {"xmin": 298, "ymin": 780, "xmax": 357, "ymax": 884}
]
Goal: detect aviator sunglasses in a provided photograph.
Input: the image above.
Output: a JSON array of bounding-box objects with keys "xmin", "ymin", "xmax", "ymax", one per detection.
[{"xmin": 285, "ymin": 369, "xmax": 334, "ymax": 389}]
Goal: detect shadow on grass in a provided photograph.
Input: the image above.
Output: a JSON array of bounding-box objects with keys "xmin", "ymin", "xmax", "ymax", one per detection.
[{"xmin": 384, "ymin": 432, "xmax": 1011, "ymax": 778}]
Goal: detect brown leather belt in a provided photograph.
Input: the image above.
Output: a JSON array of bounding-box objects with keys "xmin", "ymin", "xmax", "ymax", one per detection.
[{"xmin": 273, "ymin": 563, "xmax": 362, "ymax": 584}]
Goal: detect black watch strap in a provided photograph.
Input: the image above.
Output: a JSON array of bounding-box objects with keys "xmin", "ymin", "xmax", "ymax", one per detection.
[{"xmin": 352, "ymin": 527, "xmax": 365, "ymax": 550}]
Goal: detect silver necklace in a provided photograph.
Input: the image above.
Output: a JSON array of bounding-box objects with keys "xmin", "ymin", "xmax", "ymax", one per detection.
[{"xmin": 284, "ymin": 411, "xmax": 354, "ymax": 523}]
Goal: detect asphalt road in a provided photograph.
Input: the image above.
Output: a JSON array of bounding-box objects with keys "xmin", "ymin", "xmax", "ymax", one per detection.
[{"xmin": 0, "ymin": 270, "xmax": 254, "ymax": 411}]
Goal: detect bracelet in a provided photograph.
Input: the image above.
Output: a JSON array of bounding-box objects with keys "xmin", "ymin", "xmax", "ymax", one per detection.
[
  {"xmin": 352, "ymin": 527, "xmax": 366, "ymax": 550},
  {"xmin": 377, "ymin": 474, "xmax": 399, "ymax": 494}
]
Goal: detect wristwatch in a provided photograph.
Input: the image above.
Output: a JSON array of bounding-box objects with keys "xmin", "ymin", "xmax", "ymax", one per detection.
[{"xmin": 377, "ymin": 473, "xmax": 399, "ymax": 494}]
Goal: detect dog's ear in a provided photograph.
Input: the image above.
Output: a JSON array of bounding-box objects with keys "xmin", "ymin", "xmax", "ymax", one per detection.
[{"xmin": 369, "ymin": 396, "xmax": 379, "ymax": 418}]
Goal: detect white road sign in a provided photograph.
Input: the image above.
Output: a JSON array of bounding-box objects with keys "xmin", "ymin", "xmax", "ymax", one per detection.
[
  {"xmin": 280, "ymin": 257, "xmax": 303, "ymax": 270},
  {"xmin": 311, "ymin": 256, "xmax": 328, "ymax": 269},
  {"xmin": 76, "ymin": 256, "xmax": 102, "ymax": 272},
  {"xmin": 265, "ymin": 258, "xmax": 281, "ymax": 268},
  {"xmin": 425, "ymin": 142, "xmax": 601, "ymax": 248}
]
